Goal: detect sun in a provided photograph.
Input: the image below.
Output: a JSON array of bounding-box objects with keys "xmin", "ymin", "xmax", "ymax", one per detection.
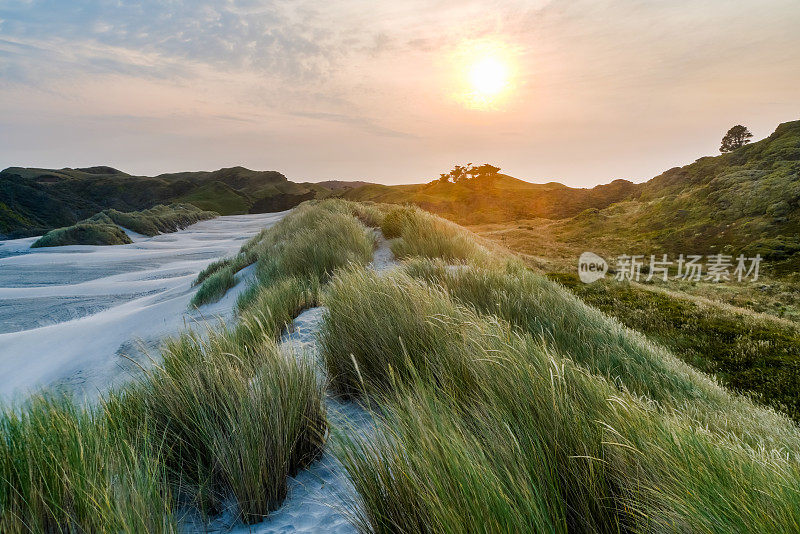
[
  {"xmin": 452, "ymin": 40, "xmax": 516, "ymax": 110},
  {"xmin": 468, "ymin": 56, "xmax": 510, "ymax": 98}
]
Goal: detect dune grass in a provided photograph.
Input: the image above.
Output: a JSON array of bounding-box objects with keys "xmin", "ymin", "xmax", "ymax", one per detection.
[
  {"xmin": 31, "ymin": 203, "xmax": 217, "ymax": 248},
  {"xmin": 31, "ymin": 221, "xmax": 133, "ymax": 247},
  {"xmin": 1, "ymin": 200, "xmax": 382, "ymax": 531},
  {"xmin": 0, "ymin": 394, "xmax": 174, "ymax": 533},
  {"xmin": 190, "ymin": 267, "xmax": 237, "ymax": 308},
  {"xmin": 8, "ymin": 199, "xmax": 800, "ymax": 532},
  {"xmin": 101, "ymin": 203, "xmax": 217, "ymax": 236},
  {"xmin": 191, "ymin": 199, "xmax": 375, "ymax": 307},
  {"xmin": 320, "ymin": 205, "xmax": 800, "ymax": 533},
  {"xmin": 106, "ymin": 326, "xmax": 326, "ymax": 523},
  {"xmin": 380, "ymin": 205, "xmax": 499, "ymax": 265}
]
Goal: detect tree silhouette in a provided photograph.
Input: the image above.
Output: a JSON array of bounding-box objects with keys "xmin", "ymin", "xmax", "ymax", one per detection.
[
  {"xmin": 720, "ymin": 125, "xmax": 753, "ymax": 153},
  {"xmin": 438, "ymin": 163, "xmax": 501, "ymax": 183}
]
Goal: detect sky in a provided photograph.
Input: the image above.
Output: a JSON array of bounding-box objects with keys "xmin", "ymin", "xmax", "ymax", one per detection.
[{"xmin": 0, "ymin": 0, "xmax": 798, "ymax": 187}]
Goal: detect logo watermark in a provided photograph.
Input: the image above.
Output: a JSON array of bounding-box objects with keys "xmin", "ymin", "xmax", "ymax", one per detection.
[{"xmin": 578, "ymin": 253, "xmax": 762, "ymax": 284}]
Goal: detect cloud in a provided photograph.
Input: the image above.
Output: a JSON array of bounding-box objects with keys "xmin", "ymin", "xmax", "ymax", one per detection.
[{"xmin": 291, "ymin": 111, "xmax": 418, "ymax": 139}]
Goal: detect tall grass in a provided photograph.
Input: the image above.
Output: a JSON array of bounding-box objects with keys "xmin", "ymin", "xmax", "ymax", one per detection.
[
  {"xmin": 107, "ymin": 328, "xmax": 326, "ymax": 523},
  {"xmin": 320, "ymin": 204, "xmax": 800, "ymax": 532},
  {"xmin": 0, "ymin": 200, "xmax": 381, "ymax": 531},
  {"xmin": 192, "ymin": 200, "xmax": 375, "ymax": 306},
  {"xmin": 190, "ymin": 267, "xmax": 237, "ymax": 307},
  {"xmin": 322, "ymin": 266, "xmax": 800, "ymax": 533},
  {"xmin": 380, "ymin": 205, "xmax": 500, "ymax": 265},
  {"xmin": 404, "ymin": 258, "xmax": 800, "ymax": 449},
  {"xmin": 0, "ymin": 394, "xmax": 175, "ymax": 533}
]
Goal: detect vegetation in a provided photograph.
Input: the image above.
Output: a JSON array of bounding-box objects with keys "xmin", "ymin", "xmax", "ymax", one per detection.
[
  {"xmin": 31, "ymin": 221, "xmax": 132, "ymax": 247},
  {"xmin": 190, "ymin": 268, "xmax": 237, "ymax": 307},
  {"xmin": 0, "ymin": 166, "xmax": 364, "ymax": 238},
  {"xmin": 97, "ymin": 204, "xmax": 217, "ymax": 236},
  {"xmin": 0, "ymin": 394, "xmax": 173, "ymax": 533},
  {"xmin": 0, "ymin": 200, "xmax": 379, "ymax": 531},
  {"xmin": 31, "ymin": 204, "xmax": 217, "ymax": 247},
  {"xmin": 319, "ymin": 203, "xmax": 800, "ymax": 533},
  {"xmin": 721, "ymin": 124, "xmax": 754, "ymax": 152},
  {"xmin": 4, "ymin": 199, "xmax": 800, "ymax": 531},
  {"xmin": 345, "ymin": 120, "xmax": 800, "ymax": 271},
  {"xmin": 548, "ymin": 273, "xmax": 800, "ymax": 421},
  {"xmin": 106, "ymin": 327, "xmax": 325, "ymax": 524},
  {"xmin": 192, "ymin": 199, "xmax": 375, "ymax": 307},
  {"xmin": 437, "ymin": 163, "xmax": 501, "ymax": 183}
]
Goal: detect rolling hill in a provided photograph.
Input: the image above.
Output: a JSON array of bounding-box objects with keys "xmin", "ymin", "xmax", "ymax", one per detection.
[
  {"xmin": 0, "ymin": 166, "xmax": 364, "ymax": 238},
  {"xmin": 345, "ymin": 119, "xmax": 800, "ymax": 269}
]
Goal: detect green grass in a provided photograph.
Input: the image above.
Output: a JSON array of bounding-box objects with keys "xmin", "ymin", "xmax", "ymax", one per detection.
[
  {"xmin": 190, "ymin": 267, "xmax": 237, "ymax": 307},
  {"xmin": 31, "ymin": 222, "xmax": 133, "ymax": 247},
  {"xmin": 31, "ymin": 203, "xmax": 217, "ymax": 247},
  {"xmin": 191, "ymin": 199, "xmax": 375, "ymax": 306},
  {"xmin": 106, "ymin": 326, "xmax": 325, "ymax": 523},
  {"xmin": 319, "ymin": 205, "xmax": 800, "ymax": 533},
  {"xmin": 0, "ymin": 394, "xmax": 174, "ymax": 533},
  {"xmin": 100, "ymin": 203, "xmax": 218, "ymax": 236},
  {"xmin": 8, "ymin": 200, "xmax": 800, "ymax": 531},
  {"xmin": 175, "ymin": 181, "xmax": 251, "ymax": 215},
  {"xmin": 0, "ymin": 200, "xmax": 381, "ymax": 531},
  {"xmin": 548, "ymin": 272, "xmax": 800, "ymax": 422}
]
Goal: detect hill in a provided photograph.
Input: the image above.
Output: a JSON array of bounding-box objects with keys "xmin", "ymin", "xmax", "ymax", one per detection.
[
  {"xmin": 345, "ymin": 119, "xmax": 800, "ymax": 269},
  {"xmin": 343, "ymin": 174, "xmax": 638, "ymax": 223},
  {"xmin": 0, "ymin": 166, "xmax": 367, "ymax": 238}
]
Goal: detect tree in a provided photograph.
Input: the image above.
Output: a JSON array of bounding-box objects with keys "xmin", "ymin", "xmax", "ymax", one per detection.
[
  {"xmin": 720, "ymin": 125, "xmax": 753, "ymax": 153},
  {"xmin": 437, "ymin": 163, "xmax": 502, "ymax": 183}
]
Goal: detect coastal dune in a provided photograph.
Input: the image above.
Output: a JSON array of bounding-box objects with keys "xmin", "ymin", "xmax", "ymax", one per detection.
[{"xmin": 0, "ymin": 211, "xmax": 289, "ymax": 402}]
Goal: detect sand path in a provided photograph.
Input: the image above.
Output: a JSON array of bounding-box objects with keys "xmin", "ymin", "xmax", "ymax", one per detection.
[{"xmin": 189, "ymin": 229, "xmax": 397, "ymax": 533}]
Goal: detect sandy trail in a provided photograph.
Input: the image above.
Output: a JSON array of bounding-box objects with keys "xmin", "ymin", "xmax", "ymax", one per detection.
[
  {"xmin": 0, "ymin": 212, "xmax": 289, "ymax": 403},
  {"xmin": 189, "ymin": 229, "xmax": 397, "ymax": 534}
]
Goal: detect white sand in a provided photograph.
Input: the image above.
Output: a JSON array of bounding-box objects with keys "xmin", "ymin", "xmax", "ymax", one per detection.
[
  {"xmin": 0, "ymin": 219, "xmax": 397, "ymax": 533},
  {"xmin": 185, "ymin": 229, "xmax": 398, "ymax": 533},
  {"xmin": 0, "ymin": 212, "xmax": 289, "ymax": 403}
]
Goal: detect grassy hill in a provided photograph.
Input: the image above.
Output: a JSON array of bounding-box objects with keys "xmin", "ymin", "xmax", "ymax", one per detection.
[
  {"xmin": 31, "ymin": 204, "xmax": 218, "ymax": 247},
  {"xmin": 0, "ymin": 166, "xmax": 367, "ymax": 238},
  {"xmin": 343, "ymin": 174, "xmax": 637, "ymax": 224},
  {"xmin": 6, "ymin": 200, "xmax": 797, "ymax": 532},
  {"xmin": 344, "ymin": 119, "xmax": 800, "ymax": 271}
]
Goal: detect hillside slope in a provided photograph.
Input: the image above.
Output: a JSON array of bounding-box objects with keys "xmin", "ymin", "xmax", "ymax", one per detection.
[
  {"xmin": 345, "ymin": 119, "xmax": 800, "ymax": 268},
  {"xmin": 0, "ymin": 166, "xmax": 366, "ymax": 238},
  {"xmin": 343, "ymin": 174, "xmax": 637, "ymax": 224}
]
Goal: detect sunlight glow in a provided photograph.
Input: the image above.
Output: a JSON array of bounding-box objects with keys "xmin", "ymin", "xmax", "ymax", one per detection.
[
  {"xmin": 468, "ymin": 57, "xmax": 510, "ymax": 98},
  {"xmin": 453, "ymin": 40, "xmax": 517, "ymax": 111}
]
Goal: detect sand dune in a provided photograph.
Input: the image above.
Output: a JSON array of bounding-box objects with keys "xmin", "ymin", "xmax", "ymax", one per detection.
[{"xmin": 0, "ymin": 212, "xmax": 289, "ymax": 402}]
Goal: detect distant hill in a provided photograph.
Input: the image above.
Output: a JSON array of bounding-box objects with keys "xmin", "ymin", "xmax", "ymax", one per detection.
[
  {"xmin": 344, "ymin": 119, "xmax": 800, "ymax": 270},
  {"xmin": 556, "ymin": 120, "xmax": 800, "ymax": 271},
  {"xmin": 342, "ymin": 172, "xmax": 638, "ymax": 223},
  {"xmin": 0, "ymin": 166, "xmax": 369, "ymax": 238}
]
